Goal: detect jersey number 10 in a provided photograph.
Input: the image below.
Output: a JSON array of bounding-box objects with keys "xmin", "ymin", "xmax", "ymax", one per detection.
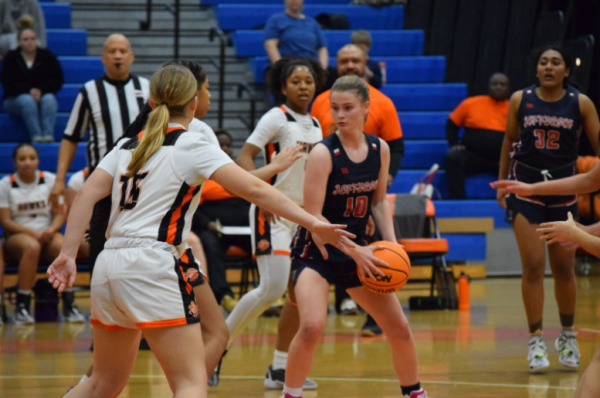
[
  {"xmin": 343, "ymin": 196, "xmax": 368, "ymax": 218},
  {"xmin": 119, "ymin": 172, "xmax": 149, "ymax": 211}
]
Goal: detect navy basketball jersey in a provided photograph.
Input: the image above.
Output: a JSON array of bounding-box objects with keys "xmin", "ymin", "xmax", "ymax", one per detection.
[
  {"xmin": 512, "ymin": 85, "xmax": 583, "ymax": 169},
  {"xmin": 291, "ymin": 133, "xmax": 381, "ymax": 262}
]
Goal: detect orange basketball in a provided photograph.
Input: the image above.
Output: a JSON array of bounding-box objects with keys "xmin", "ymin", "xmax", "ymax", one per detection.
[{"xmin": 357, "ymin": 241, "xmax": 411, "ymax": 294}]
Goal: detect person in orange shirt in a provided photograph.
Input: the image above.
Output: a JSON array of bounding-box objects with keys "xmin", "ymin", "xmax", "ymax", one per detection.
[
  {"xmin": 445, "ymin": 73, "xmax": 510, "ymax": 199},
  {"xmin": 311, "ymin": 44, "xmax": 404, "ymax": 188}
]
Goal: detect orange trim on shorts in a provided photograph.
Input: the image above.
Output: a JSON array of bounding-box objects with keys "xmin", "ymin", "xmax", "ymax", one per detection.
[
  {"xmin": 90, "ymin": 319, "xmax": 129, "ymax": 331},
  {"xmin": 136, "ymin": 317, "xmax": 188, "ymax": 329},
  {"xmin": 252, "ymin": 250, "xmax": 291, "ymax": 260}
]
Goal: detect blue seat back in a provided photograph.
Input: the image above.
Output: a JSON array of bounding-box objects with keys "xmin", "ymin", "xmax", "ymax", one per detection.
[
  {"xmin": 381, "ymin": 83, "xmax": 467, "ymax": 111},
  {"xmin": 47, "ymin": 29, "xmax": 87, "ymax": 56},
  {"xmin": 42, "ymin": 3, "xmax": 71, "ymax": 29}
]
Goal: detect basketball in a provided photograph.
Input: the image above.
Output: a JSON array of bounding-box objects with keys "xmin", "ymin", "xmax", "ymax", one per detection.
[{"xmin": 357, "ymin": 241, "xmax": 411, "ymax": 294}]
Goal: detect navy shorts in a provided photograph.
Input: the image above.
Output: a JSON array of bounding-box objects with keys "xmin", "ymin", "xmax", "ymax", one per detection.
[
  {"xmin": 505, "ymin": 161, "xmax": 578, "ymax": 225},
  {"xmin": 291, "ymin": 257, "xmax": 362, "ymax": 290}
]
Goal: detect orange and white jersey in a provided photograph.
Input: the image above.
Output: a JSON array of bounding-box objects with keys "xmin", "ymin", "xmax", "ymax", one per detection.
[
  {"xmin": 67, "ymin": 168, "xmax": 89, "ymax": 192},
  {"xmin": 96, "ymin": 123, "xmax": 232, "ymax": 254},
  {"xmin": 246, "ymin": 105, "xmax": 322, "ymax": 206},
  {"xmin": 0, "ymin": 170, "xmax": 55, "ymax": 231}
]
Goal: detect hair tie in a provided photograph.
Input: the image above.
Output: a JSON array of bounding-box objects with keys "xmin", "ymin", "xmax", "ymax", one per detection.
[{"xmin": 161, "ymin": 101, "xmax": 169, "ymax": 107}]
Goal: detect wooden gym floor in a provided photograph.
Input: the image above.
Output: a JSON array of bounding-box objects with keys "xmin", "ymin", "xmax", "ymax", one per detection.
[{"xmin": 1, "ymin": 277, "xmax": 599, "ymax": 398}]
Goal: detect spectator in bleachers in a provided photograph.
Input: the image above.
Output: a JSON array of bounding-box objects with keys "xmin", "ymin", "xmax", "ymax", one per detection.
[
  {"xmin": 350, "ymin": 30, "xmax": 382, "ymax": 89},
  {"xmin": 0, "ymin": 245, "xmax": 4, "ymax": 326},
  {"xmin": 264, "ymin": 0, "xmax": 329, "ymax": 69},
  {"xmin": 444, "ymin": 73, "xmax": 510, "ymax": 199},
  {"xmin": 0, "ymin": 0, "xmax": 45, "ymax": 57},
  {"xmin": 65, "ymin": 168, "xmax": 90, "ymax": 259},
  {"xmin": 311, "ymin": 44, "xmax": 404, "ymax": 336},
  {"xmin": 1, "ymin": 17, "xmax": 62, "ymax": 143},
  {"xmin": 0, "ymin": 143, "xmax": 84, "ymax": 324}
]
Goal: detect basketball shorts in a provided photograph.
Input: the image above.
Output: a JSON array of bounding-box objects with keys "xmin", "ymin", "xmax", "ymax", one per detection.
[
  {"xmin": 250, "ymin": 203, "xmax": 297, "ymax": 256},
  {"xmin": 90, "ymin": 237, "xmax": 202, "ymax": 331},
  {"xmin": 505, "ymin": 160, "xmax": 578, "ymax": 225},
  {"xmin": 291, "ymin": 257, "xmax": 362, "ymax": 290}
]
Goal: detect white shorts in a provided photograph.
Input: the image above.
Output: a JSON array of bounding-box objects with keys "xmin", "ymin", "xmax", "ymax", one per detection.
[
  {"xmin": 249, "ymin": 203, "xmax": 298, "ymax": 256},
  {"xmin": 90, "ymin": 237, "xmax": 201, "ymax": 330}
]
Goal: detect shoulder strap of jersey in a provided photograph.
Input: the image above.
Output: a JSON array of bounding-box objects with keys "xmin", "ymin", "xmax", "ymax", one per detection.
[
  {"xmin": 279, "ymin": 105, "xmax": 296, "ymax": 123},
  {"xmin": 9, "ymin": 174, "xmax": 18, "ymax": 188},
  {"xmin": 162, "ymin": 128, "xmax": 187, "ymax": 146},
  {"xmin": 38, "ymin": 171, "xmax": 45, "ymax": 185},
  {"xmin": 312, "ymin": 117, "xmax": 319, "ymax": 128}
]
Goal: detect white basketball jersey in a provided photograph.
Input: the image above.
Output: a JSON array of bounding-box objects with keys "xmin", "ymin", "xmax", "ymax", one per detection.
[
  {"xmin": 246, "ymin": 105, "xmax": 322, "ymax": 206},
  {"xmin": 0, "ymin": 171, "xmax": 55, "ymax": 231},
  {"xmin": 67, "ymin": 168, "xmax": 89, "ymax": 192},
  {"xmin": 96, "ymin": 124, "xmax": 232, "ymax": 253}
]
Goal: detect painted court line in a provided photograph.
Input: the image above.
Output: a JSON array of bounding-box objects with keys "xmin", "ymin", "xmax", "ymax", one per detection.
[{"xmin": 0, "ymin": 375, "xmax": 576, "ymax": 390}]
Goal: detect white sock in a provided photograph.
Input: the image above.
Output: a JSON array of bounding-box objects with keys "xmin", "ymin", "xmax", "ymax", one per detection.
[
  {"xmin": 17, "ymin": 290, "xmax": 31, "ymax": 295},
  {"xmin": 283, "ymin": 385, "xmax": 303, "ymax": 397},
  {"xmin": 78, "ymin": 374, "xmax": 89, "ymax": 385},
  {"xmin": 272, "ymin": 349, "xmax": 288, "ymax": 370}
]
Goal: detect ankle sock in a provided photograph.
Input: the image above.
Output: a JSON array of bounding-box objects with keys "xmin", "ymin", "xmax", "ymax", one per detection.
[
  {"xmin": 272, "ymin": 349, "xmax": 288, "ymax": 370},
  {"xmin": 283, "ymin": 385, "xmax": 302, "ymax": 397},
  {"xmin": 78, "ymin": 374, "xmax": 89, "ymax": 385},
  {"xmin": 401, "ymin": 382, "xmax": 421, "ymax": 396}
]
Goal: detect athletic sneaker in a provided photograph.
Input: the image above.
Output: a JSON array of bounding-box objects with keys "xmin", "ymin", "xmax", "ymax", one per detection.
[
  {"xmin": 264, "ymin": 365, "xmax": 317, "ymax": 390},
  {"xmin": 527, "ymin": 335, "xmax": 550, "ymax": 371},
  {"xmin": 209, "ymin": 350, "xmax": 227, "ymax": 387},
  {"xmin": 340, "ymin": 298, "xmax": 359, "ymax": 315},
  {"xmin": 361, "ymin": 315, "xmax": 382, "ymax": 337},
  {"xmin": 404, "ymin": 388, "xmax": 428, "ymax": 398},
  {"xmin": 63, "ymin": 304, "xmax": 86, "ymax": 323},
  {"xmin": 14, "ymin": 303, "xmax": 34, "ymax": 325},
  {"xmin": 555, "ymin": 330, "xmax": 580, "ymax": 368}
]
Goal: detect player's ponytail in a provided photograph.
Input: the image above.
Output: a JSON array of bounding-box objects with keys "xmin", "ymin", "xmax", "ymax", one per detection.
[{"xmin": 127, "ymin": 65, "xmax": 197, "ymax": 177}]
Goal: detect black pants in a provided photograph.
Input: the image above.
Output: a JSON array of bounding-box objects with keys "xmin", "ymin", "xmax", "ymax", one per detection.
[{"xmin": 445, "ymin": 149, "xmax": 499, "ymax": 199}]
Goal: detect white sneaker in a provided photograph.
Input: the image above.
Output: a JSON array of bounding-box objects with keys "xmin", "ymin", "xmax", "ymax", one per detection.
[
  {"xmin": 264, "ymin": 365, "xmax": 317, "ymax": 390},
  {"xmin": 14, "ymin": 304, "xmax": 35, "ymax": 325},
  {"xmin": 555, "ymin": 330, "xmax": 580, "ymax": 368},
  {"xmin": 63, "ymin": 304, "xmax": 86, "ymax": 323},
  {"xmin": 340, "ymin": 298, "xmax": 358, "ymax": 315},
  {"xmin": 528, "ymin": 335, "xmax": 550, "ymax": 372}
]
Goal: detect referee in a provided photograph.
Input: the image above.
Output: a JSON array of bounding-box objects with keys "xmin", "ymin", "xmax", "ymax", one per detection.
[{"xmin": 48, "ymin": 34, "xmax": 149, "ymax": 275}]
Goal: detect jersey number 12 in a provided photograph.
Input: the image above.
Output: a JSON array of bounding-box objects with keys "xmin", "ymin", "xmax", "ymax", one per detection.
[{"xmin": 119, "ymin": 172, "xmax": 149, "ymax": 211}]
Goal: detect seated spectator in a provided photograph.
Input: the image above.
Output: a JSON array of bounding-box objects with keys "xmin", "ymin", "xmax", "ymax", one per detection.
[
  {"xmin": 66, "ymin": 168, "xmax": 90, "ymax": 259},
  {"xmin": 1, "ymin": 17, "xmax": 63, "ymax": 142},
  {"xmin": 0, "ymin": 1, "xmax": 46, "ymax": 57},
  {"xmin": 192, "ymin": 129, "xmax": 249, "ymax": 313},
  {"xmin": 0, "ymin": 143, "xmax": 84, "ymax": 324},
  {"xmin": 264, "ymin": 0, "xmax": 329, "ymax": 70},
  {"xmin": 350, "ymin": 29, "xmax": 382, "ymax": 89},
  {"xmin": 445, "ymin": 73, "xmax": 510, "ymax": 199}
]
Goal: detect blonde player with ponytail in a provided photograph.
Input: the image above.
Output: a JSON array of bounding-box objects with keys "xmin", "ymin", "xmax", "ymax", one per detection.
[{"xmin": 47, "ymin": 65, "xmax": 354, "ymax": 398}]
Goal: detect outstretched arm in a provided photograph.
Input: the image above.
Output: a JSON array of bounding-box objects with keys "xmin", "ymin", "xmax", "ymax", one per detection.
[{"xmin": 538, "ymin": 212, "xmax": 600, "ymax": 258}]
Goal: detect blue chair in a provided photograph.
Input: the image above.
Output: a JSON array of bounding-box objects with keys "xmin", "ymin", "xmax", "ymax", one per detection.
[
  {"xmin": 389, "ymin": 169, "xmax": 497, "ymax": 199},
  {"xmin": 402, "ymin": 140, "xmax": 448, "ymax": 169},
  {"xmin": 0, "ymin": 142, "xmax": 87, "ymax": 173},
  {"xmin": 435, "ymin": 200, "xmax": 508, "ymax": 228},
  {"xmin": 216, "ymin": 4, "xmax": 403, "ymax": 31},
  {"xmin": 41, "ymin": 3, "xmax": 71, "ymax": 29},
  {"xmin": 232, "ymin": 30, "xmax": 424, "ymax": 57},
  {"xmin": 400, "ymin": 111, "xmax": 450, "ymax": 140},
  {"xmin": 0, "ymin": 114, "xmax": 71, "ymax": 143},
  {"xmin": 381, "ymin": 83, "xmax": 467, "ymax": 111},
  {"xmin": 250, "ymin": 55, "xmax": 445, "ymax": 84},
  {"xmin": 0, "ymin": 84, "xmax": 82, "ymax": 113},
  {"xmin": 59, "ymin": 57, "xmax": 104, "ymax": 84},
  {"xmin": 47, "ymin": 29, "xmax": 87, "ymax": 56}
]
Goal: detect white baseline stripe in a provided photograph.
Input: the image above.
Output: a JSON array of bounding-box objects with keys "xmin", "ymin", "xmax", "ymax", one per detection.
[{"xmin": 0, "ymin": 375, "xmax": 576, "ymax": 390}]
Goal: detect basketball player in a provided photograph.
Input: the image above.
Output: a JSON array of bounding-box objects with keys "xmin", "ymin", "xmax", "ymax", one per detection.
[
  {"xmin": 229, "ymin": 57, "xmax": 326, "ymax": 390},
  {"xmin": 283, "ymin": 75, "xmax": 427, "ymax": 398},
  {"xmin": 48, "ymin": 64, "xmax": 353, "ymax": 398},
  {"xmin": 495, "ymin": 45, "xmax": 599, "ymax": 371}
]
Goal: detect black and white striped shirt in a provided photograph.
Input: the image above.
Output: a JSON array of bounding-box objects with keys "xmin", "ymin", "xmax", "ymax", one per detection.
[{"xmin": 63, "ymin": 74, "xmax": 150, "ymax": 170}]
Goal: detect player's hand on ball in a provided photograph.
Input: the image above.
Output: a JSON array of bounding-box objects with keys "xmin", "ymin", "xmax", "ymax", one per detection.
[
  {"xmin": 537, "ymin": 212, "xmax": 577, "ymax": 246},
  {"xmin": 350, "ymin": 245, "xmax": 387, "ymax": 282},
  {"xmin": 47, "ymin": 253, "xmax": 77, "ymax": 293},
  {"xmin": 310, "ymin": 220, "xmax": 356, "ymax": 260}
]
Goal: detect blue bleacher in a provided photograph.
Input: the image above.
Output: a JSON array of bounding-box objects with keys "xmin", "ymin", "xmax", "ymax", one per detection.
[
  {"xmin": 215, "ymin": 5, "xmax": 403, "ymax": 31},
  {"xmin": 435, "ymin": 200, "xmax": 509, "ymax": 228},
  {"xmin": 250, "ymin": 56, "xmax": 445, "ymax": 84},
  {"xmin": 41, "ymin": 3, "xmax": 71, "ymax": 29},
  {"xmin": 381, "ymin": 83, "xmax": 467, "ymax": 111},
  {"xmin": 0, "ymin": 114, "xmax": 70, "ymax": 143},
  {"xmin": 0, "ymin": 84, "xmax": 80, "ymax": 113},
  {"xmin": 0, "ymin": 143, "xmax": 86, "ymax": 173},
  {"xmin": 0, "ymin": 57, "xmax": 102, "ymax": 84},
  {"xmin": 47, "ymin": 29, "xmax": 87, "ymax": 56},
  {"xmin": 232, "ymin": 30, "xmax": 424, "ymax": 57},
  {"xmin": 389, "ymin": 170, "xmax": 497, "ymax": 199},
  {"xmin": 204, "ymin": 0, "xmax": 351, "ymax": 4},
  {"xmin": 400, "ymin": 112, "xmax": 449, "ymax": 140},
  {"xmin": 443, "ymin": 234, "xmax": 486, "ymax": 261},
  {"xmin": 402, "ymin": 140, "xmax": 447, "ymax": 169}
]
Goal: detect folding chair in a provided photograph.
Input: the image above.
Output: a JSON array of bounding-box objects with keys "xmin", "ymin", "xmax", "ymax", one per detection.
[
  {"xmin": 387, "ymin": 194, "xmax": 457, "ymax": 309},
  {"xmin": 223, "ymin": 245, "xmax": 257, "ymax": 299}
]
